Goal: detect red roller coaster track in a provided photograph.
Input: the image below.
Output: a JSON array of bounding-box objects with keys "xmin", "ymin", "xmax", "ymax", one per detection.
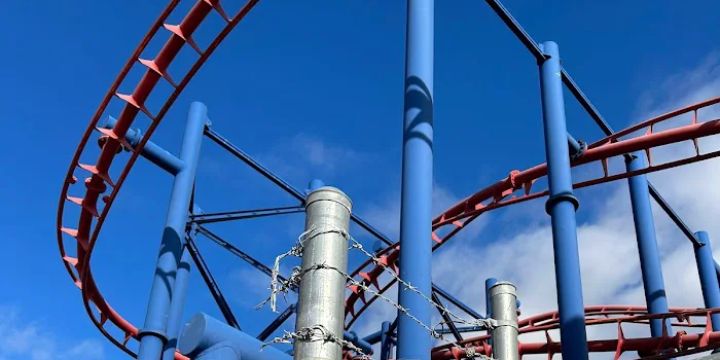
[{"xmin": 56, "ymin": 1, "xmax": 720, "ymax": 359}]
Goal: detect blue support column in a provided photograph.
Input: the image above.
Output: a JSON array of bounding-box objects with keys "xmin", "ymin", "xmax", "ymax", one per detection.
[
  {"xmin": 138, "ymin": 102, "xmax": 208, "ymax": 360},
  {"xmin": 694, "ymin": 231, "xmax": 720, "ymax": 330},
  {"xmin": 626, "ymin": 152, "xmax": 672, "ymax": 337},
  {"xmin": 162, "ymin": 248, "xmax": 192, "ymax": 360},
  {"xmin": 538, "ymin": 41, "xmax": 589, "ymax": 359},
  {"xmin": 397, "ymin": 1, "xmax": 434, "ymax": 359}
]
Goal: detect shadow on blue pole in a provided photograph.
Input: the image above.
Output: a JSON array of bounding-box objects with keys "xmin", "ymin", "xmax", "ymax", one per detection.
[
  {"xmin": 538, "ymin": 41, "xmax": 589, "ymax": 360},
  {"xmin": 396, "ymin": 1, "xmax": 434, "ymax": 360},
  {"xmin": 137, "ymin": 102, "xmax": 208, "ymax": 360}
]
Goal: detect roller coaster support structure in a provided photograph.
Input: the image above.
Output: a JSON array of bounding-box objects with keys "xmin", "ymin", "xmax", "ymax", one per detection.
[
  {"xmin": 626, "ymin": 152, "xmax": 672, "ymax": 337},
  {"xmin": 138, "ymin": 102, "xmax": 208, "ymax": 360},
  {"xmin": 397, "ymin": 0, "xmax": 434, "ymax": 359},
  {"xmin": 538, "ymin": 41, "xmax": 588, "ymax": 359},
  {"xmin": 178, "ymin": 313, "xmax": 290, "ymax": 360},
  {"xmin": 694, "ymin": 231, "xmax": 720, "ymax": 331}
]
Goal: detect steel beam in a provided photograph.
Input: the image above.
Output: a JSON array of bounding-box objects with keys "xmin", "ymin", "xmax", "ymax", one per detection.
[
  {"xmin": 396, "ymin": 1, "xmax": 434, "ymax": 359},
  {"xmin": 138, "ymin": 102, "xmax": 208, "ymax": 360},
  {"xmin": 101, "ymin": 116, "xmax": 183, "ymax": 175},
  {"xmin": 538, "ymin": 41, "xmax": 588, "ymax": 359},
  {"xmin": 185, "ymin": 232, "xmax": 241, "ymax": 330},
  {"xmin": 626, "ymin": 152, "xmax": 671, "ymax": 337}
]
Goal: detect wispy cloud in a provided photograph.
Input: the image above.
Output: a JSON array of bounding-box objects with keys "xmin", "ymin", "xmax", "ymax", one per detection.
[{"xmin": 0, "ymin": 305, "xmax": 105, "ymax": 360}]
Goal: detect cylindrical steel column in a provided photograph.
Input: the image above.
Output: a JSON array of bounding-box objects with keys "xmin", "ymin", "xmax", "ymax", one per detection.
[
  {"xmin": 694, "ymin": 231, "xmax": 720, "ymax": 330},
  {"xmin": 138, "ymin": 102, "xmax": 208, "ymax": 360},
  {"xmin": 294, "ymin": 186, "xmax": 352, "ymax": 360},
  {"xmin": 626, "ymin": 152, "xmax": 671, "ymax": 337},
  {"xmin": 490, "ymin": 282, "xmax": 519, "ymax": 360},
  {"xmin": 397, "ymin": 1, "xmax": 434, "ymax": 359},
  {"xmin": 162, "ymin": 248, "xmax": 192, "ymax": 360},
  {"xmin": 538, "ymin": 41, "xmax": 589, "ymax": 359}
]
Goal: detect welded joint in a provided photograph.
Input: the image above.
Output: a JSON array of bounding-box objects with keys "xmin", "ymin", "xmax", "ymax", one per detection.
[{"xmin": 545, "ymin": 191, "xmax": 579, "ymax": 214}]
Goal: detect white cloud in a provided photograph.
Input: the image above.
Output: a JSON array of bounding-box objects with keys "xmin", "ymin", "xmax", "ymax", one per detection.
[{"xmin": 0, "ymin": 305, "xmax": 105, "ymax": 360}]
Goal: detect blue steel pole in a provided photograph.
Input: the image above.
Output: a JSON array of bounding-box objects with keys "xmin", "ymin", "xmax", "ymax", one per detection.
[
  {"xmin": 162, "ymin": 247, "xmax": 192, "ymax": 360},
  {"xmin": 538, "ymin": 41, "xmax": 589, "ymax": 359},
  {"xmin": 137, "ymin": 102, "xmax": 208, "ymax": 360},
  {"xmin": 397, "ymin": 0, "xmax": 434, "ymax": 359},
  {"xmin": 694, "ymin": 231, "xmax": 720, "ymax": 330},
  {"xmin": 380, "ymin": 321, "xmax": 392, "ymax": 360},
  {"xmin": 626, "ymin": 152, "xmax": 671, "ymax": 337}
]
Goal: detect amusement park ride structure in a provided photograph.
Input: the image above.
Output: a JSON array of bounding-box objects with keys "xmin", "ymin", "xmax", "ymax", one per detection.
[{"xmin": 55, "ymin": 0, "xmax": 720, "ymax": 359}]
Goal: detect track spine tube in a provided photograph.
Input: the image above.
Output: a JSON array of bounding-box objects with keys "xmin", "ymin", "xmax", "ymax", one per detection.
[
  {"xmin": 138, "ymin": 102, "xmax": 208, "ymax": 360},
  {"xmin": 538, "ymin": 41, "xmax": 589, "ymax": 359},
  {"xmin": 397, "ymin": 0, "xmax": 434, "ymax": 359},
  {"xmin": 694, "ymin": 231, "xmax": 720, "ymax": 330},
  {"xmin": 626, "ymin": 152, "xmax": 672, "ymax": 337}
]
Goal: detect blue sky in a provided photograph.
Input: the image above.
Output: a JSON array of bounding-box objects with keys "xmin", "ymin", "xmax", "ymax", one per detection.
[{"xmin": 2, "ymin": 1, "xmax": 720, "ymax": 359}]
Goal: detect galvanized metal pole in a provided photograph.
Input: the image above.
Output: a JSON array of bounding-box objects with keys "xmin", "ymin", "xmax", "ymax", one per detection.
[
  {"xmin": 694, "ymin": 231, "xmax": 720, "ymax": 330},
  {"xmin": 538, "ymin": 41, "xmax": 589, "ymax": 359},
  {"xmin": 626, "ymin": 152, "xmax": 671, "ymax": 337},
  {"xmin": 138, "ymin": 102, "xmax": 208, "ymax": 360},
  {"xmin": 294, "ymin": 186, "xmax": 352, "ymax": 360},
  {"xmin": 397, "ymin": 0, "xmax": 434, "ymax": 359},
  {"xmin": 490, "ymin": 282, "xmax": 519, "ymax": 360}
]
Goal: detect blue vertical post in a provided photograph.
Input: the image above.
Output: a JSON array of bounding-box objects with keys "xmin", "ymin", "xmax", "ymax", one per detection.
[
  {"xmin": 138, "ymin": 102, "xmax": 208, "ymax": 360},
  {"xmin": 162, "ymin": 248, "xmax": 192, "ymax": 360},
  {"xmin": 397, "ymin": 0, "xmax": 434, "ymax": 359},
  {"xmin": 538, "ymin": 41, "xmax": 589, "ymax": 360},
  {"xmin": 626, "ymin": 152, "xmax": 671, "ymax": 337},
  {"xmin": 694, "ymin": 231, "xmax": 720, "ymax": 330}
]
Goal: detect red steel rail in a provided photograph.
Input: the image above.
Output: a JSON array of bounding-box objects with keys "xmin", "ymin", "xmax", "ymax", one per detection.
[
  {"xmin": 56, "ymin": 1, "xmax": 259, "ymax": 358},
  {"xmin": 431, "ymin": 306, "xmax": 720, "ymax": 359}
]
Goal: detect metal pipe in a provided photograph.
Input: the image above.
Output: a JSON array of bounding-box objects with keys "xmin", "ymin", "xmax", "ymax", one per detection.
[
  {"xmin": 626, "ymin": 152, "xmax": 671, "ymax": 337},
  {"xmin": 538, "ymin": 41, "xmax": 589, "ymax": 359},
  {"xmin": 101, "ymin": 116, "xmax": 184, "ymax": 175},
  {"xmin": 162, "ymin": 247, "xmax": 192, "ymax": 360},
  {"xmin": 137, "ymin": 102, "xmax": 207, "ymax": 360},
  {"xmin": 294, "ymin": 186, "xmax": 352, "ymax": 360},
  {"xmin": 397, "ymin": 1, "xmax": 434, "ymax": 359},
  {"xmin": 490, "ymin": 282, "xmax": 519, "ymax": 360},
  {"xmin": 179, "ymin": 313, "xmax": 290, "ymax": 360},
  {"xmin": 485, "ymin": 278, "xmax": 497, "ymax": 321},
  {"xmin": 694, "ymin": 231, "xmax": 720, "ymax": 330}
]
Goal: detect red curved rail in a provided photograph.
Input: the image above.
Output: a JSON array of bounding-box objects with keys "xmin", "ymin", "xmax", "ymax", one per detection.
[
  {"xmin": 431, "ymin": 306, "xmax": 720, "ymax": 359},
  {"xmin": 343, "ymin": 96, "xmax": 720, "ymax": 329},
  {"xmin": 56, "ymin": 1, "xmax": 259, "ymax": 358}
]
